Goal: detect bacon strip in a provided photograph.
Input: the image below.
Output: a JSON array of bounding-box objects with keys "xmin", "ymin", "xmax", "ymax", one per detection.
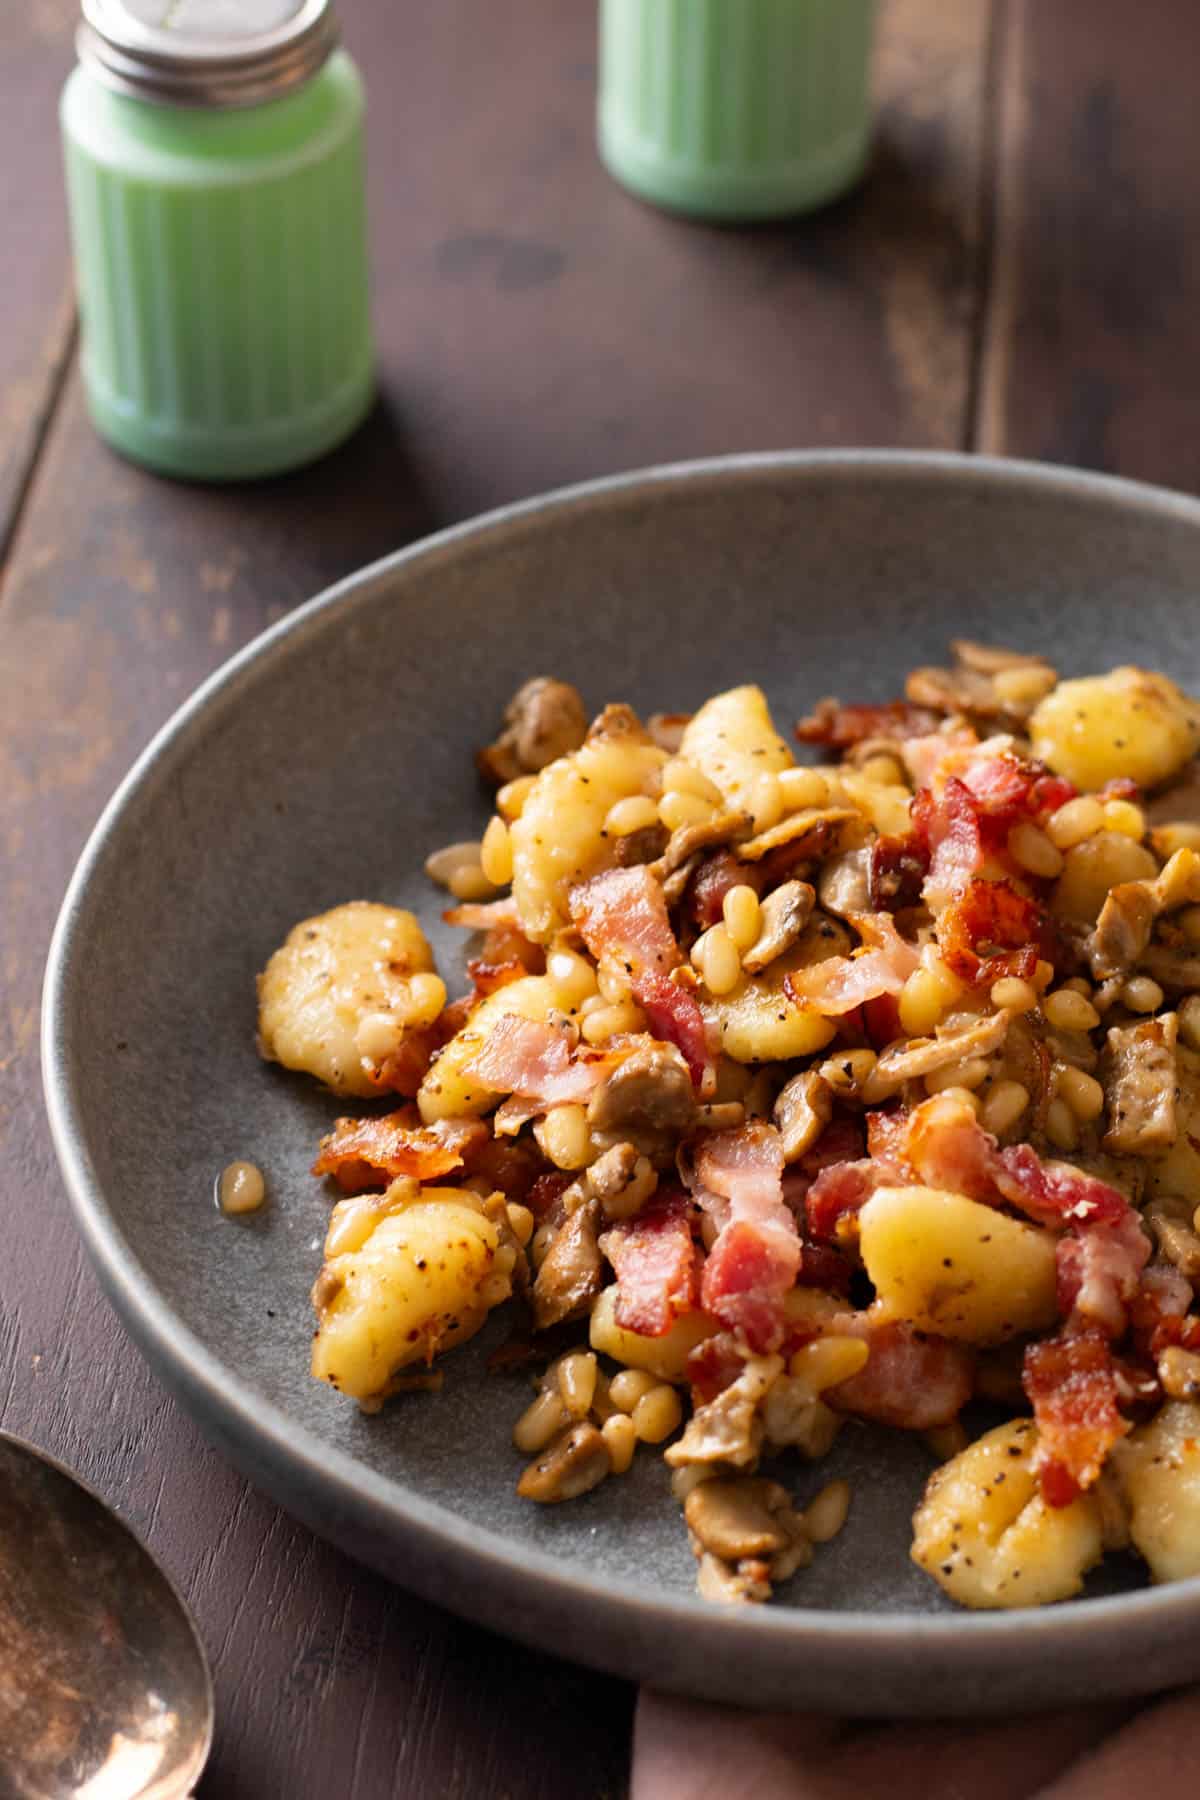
[
  {"xmin": 600, "ymin": 1189, "xmax": 700, "ymax": 1337},
  {"xmin": 783, "ymin": 911, "xmax": 919, "ymax": 1016},
  {"xmin": 824, "ymin": 1314, "xmax": 973, "ymax": 1430},
  {"xmin": 464, "ymin": 1014, "xmax": 606, "ymax": 1107},
  {"xmin": 690, "ymin": 1123, "xmax": 800, "ymax": 1353},
  {"xmin": 569, "ymin": 865, "xmax": 680, "ymax": 978},
  {"xmin": 312, "ymin": 1111, "xmax": 487, "ymax": 1192},
  {"xmin": 1023, "ymin": 1328, "xmax": 1129, "ymax": 1505},
  {"xmin": 634, "ymin": 970, "xmax": 714, "ymax": 1091}
]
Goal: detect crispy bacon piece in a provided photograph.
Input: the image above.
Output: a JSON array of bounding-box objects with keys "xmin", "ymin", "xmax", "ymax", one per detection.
[
  {"xmin": 864, "ymin": 1105, "xmax": 910, "ymax": 1164},
  {"xmin": 936, "ymin": 877, "xmax": 1050, "ymax": 986},
  {"xmin": 868, "ymin": 834, "xmax": 929, "ymax": 912},
  {"xmin": 464, "ymin": 1014, "xmax": 606, "ymax": 1107},
  {"xmin": 687, "ymin": 850, "xmax": 762, "ymax": 931},
  {"xmin": 312, "ymin": 1111, "xmax": 487, "ymax": 1192},
  {"xmin": 686, "ymin": 1330, "xmax": 748, "ymax": 1405},
  {"xmin": 635, "ymin": 969, "xmax": 714, "ymax": 1091},
  {"xmin": 1129, "ymin": 1263, "xmax": 1200, "ymax": 1359},
  {"xmin": 466, "ymin": 957, "xmax": 529, "ymax": 999},
  {"xmin": 912, "ymin": 751, "xmax": 1075, "ymax": 916},
  {"xmin": 1054, "ymin": 1214, "xmax": 1150, "ymax": 1337},
  {"xmin": 690, "ymin": 1123, "xmax": 800, "ymax": 1353},
  {"xmin": 601, "ymin": 1189, "xmax": 700, "ymax": 1337},
  {"xmin": 783, "ymin": 912, "xmax": 919, "ymax": 1015},
  {"xmin": 443, "ymin": 896, "xmax": 521, "ymax": 930},
  {"xmin": 1023, "ymin": 1329, "xmax": 1129, "ymax": 1505},
  {"xmin": 912, "ymin": 776, "xmax": 985, "ymax": 908},
  {"xmin": 569, "ymin": 865, "xmax": 680, "ymax": 978},
  {"xmin": 805, "ymin": 1160, "xmax": 893, "ymax": 1243},
  {"xmin": 795, "ymin": 698, "xmax": 943, "ymax": 748},
  {"xmin": 900, "ymin": 1095, "xmax": 1002, "ymax": 1202},
  {"xmin": 370, "ymin": 1026, "xmax": 440, "ymax": 1097},
  {"xmin": 900, "ymin": 727, "xmax": 979, "ymax": 790},
  {"xmin": 825, "ymin": 1315, "xmax": 973, "ymax": 1430}
]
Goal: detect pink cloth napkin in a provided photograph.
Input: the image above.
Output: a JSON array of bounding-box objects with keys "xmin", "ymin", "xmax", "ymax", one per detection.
[{"xmin": 632, "ymin": 1686, "xmax": 1200, "ymax": 1800}]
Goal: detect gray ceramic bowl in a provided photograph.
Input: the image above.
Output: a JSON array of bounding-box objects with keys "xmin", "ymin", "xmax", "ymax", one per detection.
[{"xmin": 43, "ymin": 453, "xmax": 1200, "ymax": 1716}]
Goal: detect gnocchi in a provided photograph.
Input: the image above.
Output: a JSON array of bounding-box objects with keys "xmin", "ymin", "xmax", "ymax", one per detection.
[
  {"xmin": 257, "ymin": 902, "xmax": 437, "ymax": 1098},
  {"xmin": 1111, "ymin": 1401, "xmax": 1200, "ymax": 1583},
  {"xmin": 912, "ymin": 1419, "xmax": 1104, "ymax": 1608},
  {"xmin": 1030, "ymin": 666, "xmax": 1200, "ymax": 793},
  {"xmin": 311, "ymin": 1184, "xmax": 508, "ymax": 1400}
]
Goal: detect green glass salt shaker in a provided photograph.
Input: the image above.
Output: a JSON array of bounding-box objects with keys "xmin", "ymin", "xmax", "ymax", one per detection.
[
  {"xmin": 598, "ymin": 0, "xmax": 878, "ymax": 222},
  {"xmin": 60, "ymin": 0, "xmax": 373, "ymax": 482}
]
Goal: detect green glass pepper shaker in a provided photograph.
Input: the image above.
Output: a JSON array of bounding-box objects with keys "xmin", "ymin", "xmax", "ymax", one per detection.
[
  {"xmin": 598, "ymin": 0, "xmax": 878, "ymax": 222},
  {"xmin": 61, "ymin": 0, "xmax": 373, "ymax": 482}
]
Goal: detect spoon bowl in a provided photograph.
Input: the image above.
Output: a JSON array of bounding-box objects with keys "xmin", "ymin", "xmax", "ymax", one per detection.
[{"xmin": 0, "ymin": 1431, "xmax": 213, "ymax": 1800}]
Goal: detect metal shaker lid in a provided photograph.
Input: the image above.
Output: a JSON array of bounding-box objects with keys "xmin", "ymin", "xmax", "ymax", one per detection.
[{"xmin": 77, "ymin": 0, "xmax": 339, "ymax": 108}]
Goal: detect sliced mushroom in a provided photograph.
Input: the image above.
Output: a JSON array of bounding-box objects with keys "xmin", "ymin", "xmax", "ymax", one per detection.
[
  {"xmin": 1101, "ymin": 1014, "xmax": 1178, "ymax": 1155},
  {"xmin": 517, "ymin": 1422, "xmax": 611, "ymax": 1502},
  {"xmin": 587, "ymin": 701, "xmax": 652, "ymax": 744},
  {"xmin": 694, "ymin": 1550, "xmax": 772, "ymax": 1605},
  {"xmin": 742, "ymin": 881, "xmax": 816, "ymax": 975},
  {"xmin": 1143, "ymin": 1193, "xmax": 1200, "ymax": 1278},
  {"xmin": 1089, "ymin": 885, "xmax": 1157, "ymax": 980},
  {"xmin": 861, "ymin": 1009, "xmax": 1010, "ymax": 1102},
  {"xmin": 477, "ymin": 677, "xmax": 588, "ymax": 785},
  {"xmin": 586, "ymin": 1041, "xmax": 698, "ymax": 1145},
  {"xmin": 735, "ymin": 807, "xmax": 857, "ymax": 865},
  {"xmin": 581, "ymin": 1141, "xmax": 659, "ymax": 1220},
  {"xmin": 684, "ymin": 1475, "xmax": 810, "ymax": 1563},
  {"xmin": 1138, "ymin": 944, "xmax": 1200, "ymax": 992},
  {"xmin": 665, "ymin": 1355, "xmax": 783, "ymax": 1469},
  {"xmin": 950, "ymin": 640, "xmax": 1056, "ymax": 678},
  {"xmin": 818, "ymin": 847, "xmax": 872, "ymax": 920},
  {"xmin": 614, "ymin": 823, "xmax": 670, "ymax": 868},
  {"xmin": 652, "ymin": 810, "xmax": 752, "ymax": 881},
  {"xmin": 531, "ymin": 1198, "xmax": 604, "ymax": 1330},
  {"xmin": 773, "ymin": 1069, "xmax": 833, "ymax": 1163}
]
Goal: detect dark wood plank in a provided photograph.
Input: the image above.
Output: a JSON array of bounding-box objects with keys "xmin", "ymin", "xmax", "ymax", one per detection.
[
  {"xmin": 0, "ymin": 1, "xmax": 992, "ymax": 1793},
  {"xmin": 977, "ymin": 0, "xmax": 1200, "ymax": 482},
  {"xmin": 0, "ymin": 2, "xmax": 77, "ymax": 559}
]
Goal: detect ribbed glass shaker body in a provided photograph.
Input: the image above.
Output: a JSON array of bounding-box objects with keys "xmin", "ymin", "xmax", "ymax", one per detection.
[
  {"xmin": 61, "ymin": 50, "xmax": 373, "ymax": 481},
  {"xmin": 598, "ymin": 0, "xmax": 877, "ymax": 221}
]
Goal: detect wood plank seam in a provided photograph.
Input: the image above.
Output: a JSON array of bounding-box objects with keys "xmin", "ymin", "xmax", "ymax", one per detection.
[
  {"xmin": 964, "ymin": 0, "xmax": 1007, "ymax": 453},
  {"xmin": 0, "ymin": 307, "xmax": 78, "ymax": 582}
]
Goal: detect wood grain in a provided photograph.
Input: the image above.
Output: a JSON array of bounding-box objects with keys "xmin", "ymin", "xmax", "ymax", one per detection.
[
  {"xmin": 0, "ymin": 1, "xmax": 992, "ymax": 1792},
  {"xmin": 0, "ymin": 1, "xmax": 77, "ymax": 560},
  {"xmin": 977, "ymin": 0, "xmax": 1200, "ymax": 485}
]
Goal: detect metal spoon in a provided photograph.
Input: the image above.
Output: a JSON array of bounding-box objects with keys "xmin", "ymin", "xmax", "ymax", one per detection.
[{"xmin": 0, "ymin": 1431, "xmax": 213, "ymax": 1800}]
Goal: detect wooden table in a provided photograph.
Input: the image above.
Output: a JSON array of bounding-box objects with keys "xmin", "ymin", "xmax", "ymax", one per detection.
[{"xmin": 4, "ymin": 2, "xmax": 1198, "ymax": 1792}]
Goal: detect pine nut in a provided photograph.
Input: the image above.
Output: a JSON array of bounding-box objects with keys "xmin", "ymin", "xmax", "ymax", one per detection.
[
  {"xmin": 982, "ymin": 1079, "xmax": 1029, "ymax": 1136},
  {"xmin": 604, "ymin": 794, "xmax": 661, "ymax": 838},
  {"xmin": 602, "ymin": 1413, "xmax": 637, "ymax": 1474},
  {"xmin": 1179, "ymin": 995, "xmax": 1200, "ymax": 1051},
  {"xmin": 506, "ymin": 1203, "xmax": 534, "ymax": 1246},
  {"xmin": 1045, "ymin": 1097, "xmax": 1079, "ymax": 1151},
  {"xmin": 697, "ymin": 923, "xmax": 742, "ymax": 997},
  {"xmin": 990, "ymin": 976, "xmax": 1039, "ymax": 1012},
  {"xmin": 778, "ymin": 767, "xmax": 831, "ymax": 811},
  {"xmin": 859, "ymin": 753, "xmax": 905, "ymax": 786},
  {"xmin": 425, "ymin": 840, "xmax": 486, "ymax": 889},
  {"xmin": 547, "ymin": 947, "xmax": 599, "ymax": 1009},
  {"xmin": 632, "ymin": 1384, "xmax": 683, "ymax": 1444},
  {"xmin": 788, "ymin": 1336, "xmax": 869, "ymax": 1396},
  {"xmin": 1044, "ymin": 988, "xmax": 1101, "ymax": 1031},
  {"xmin": 496, "ymin": 775, "xmax": 536, "ymax": 821},
  {"xmin": 722, "ymin": 884, "xmax": 762, "ymax": 952},
  {"xmin": 1056, "ymin": 1065, "xmax": 1105, "ymax": 1123},
  {"xmin": 534, "ymin": 1104, "xmax": 594, "ymax": 1171},
  {"xmin": 609, "ymin": 1368, "xmax": 658, "ymax": 1413},
  {"xmin": 1046, "ymin": 796, "xmax": 1105, "ymax": 850},
  {"xmin": 480, "ymin": 816, "xmax": 514, "ymax": 886},
  {"xmin": 403, "ymin": 972, "xmax": 447, "ymax": 1027},
  {"xmin": 932, "ymin": 1085, "xmax": 982, "ymax": 1115},
  {"xmin": 747, "ymin": 772, "xmax": 783, "ymax": 832},
  {"xmin": 1103, "ymin": 799, "xmax": 1146, "ymax": 839},
  {"xmin": 513, "ymin": 1390, "xmax": 567, "ymax": 1454},
  {"xmin": 1007, "ymin": 822, "xmax": 1064, "ymax": 878},
  {"xmin": 924, "ymin": 1057, "xmax": 991, "ymax": 1094},
  {"xmin": 557, "ymin": 1351, "xmax": 598, "ymax": 1420},
  {"xmin": 448, "ymin": 862, "xmax": 498, "ymax": 903},
  {"xmin": 580, "ymin": 1000, "xmax": 646, "ymax": 1044},
  {"xmin": 662, "ymin": 759, "xmax": 723, "ymax": 804},
  {"xmin": 1122, "ymin": 975, "xmax": 1164, "ymax": 1014},
  {"xmin": 659, "ymin": 790, "xmax": 715, "ymax": 832},
  {"xmin": 804, "ymin": 1479, "xmax": 851, "ymax": 1544},
  {"xmin": 899, "ymin": 968, "xmax": 947, "ymax": 1037}
]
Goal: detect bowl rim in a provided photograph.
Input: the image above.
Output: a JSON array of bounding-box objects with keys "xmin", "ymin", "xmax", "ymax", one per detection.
[{"xmin": 41, "ymin": 449, "xmax": 1200, "ymax": 1683}]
